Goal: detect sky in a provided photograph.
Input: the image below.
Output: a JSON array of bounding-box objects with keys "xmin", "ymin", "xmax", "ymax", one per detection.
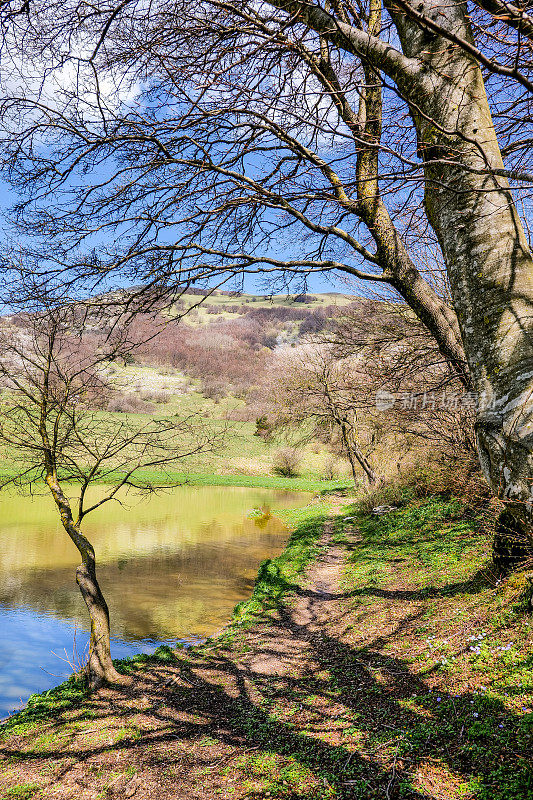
[{"xmin": 0, "ymin": 177, "xmax": 352, "ymax": 298}]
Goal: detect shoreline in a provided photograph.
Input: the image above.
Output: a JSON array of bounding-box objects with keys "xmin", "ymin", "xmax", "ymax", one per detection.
[
  {"xmin": 0, "ymin": 467, "xmax": 351, "ymax": 494},
  {"xmin": 2, "ymin": 491, "xmax": 532, "ymax": 799},
  {"xmin": 0, "ymin": 485, "xmax": 336, "ymax": 729}
]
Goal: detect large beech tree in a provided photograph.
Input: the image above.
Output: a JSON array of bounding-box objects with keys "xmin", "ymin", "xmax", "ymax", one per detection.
[{"xmin": 1, "ymin": 0, "xmax": 533, "ymax": 542}]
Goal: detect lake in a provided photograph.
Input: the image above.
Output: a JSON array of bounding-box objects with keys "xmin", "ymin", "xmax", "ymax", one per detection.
[{"xmin": 0, "ymin": 484, "xmax": 308, "ymax": 718}]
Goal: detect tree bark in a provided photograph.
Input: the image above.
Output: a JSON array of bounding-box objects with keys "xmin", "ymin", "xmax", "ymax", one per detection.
[
  {"xmin": 75, "ymin": 546, "xmax": 123, "ymax": 689},
  {"xmin": 45, "ymin": 475, "xmax": 123, "ymax": 688},
  {"xmin": 387, "ymin": 0, "xmax": 533, "ymax": 543}
]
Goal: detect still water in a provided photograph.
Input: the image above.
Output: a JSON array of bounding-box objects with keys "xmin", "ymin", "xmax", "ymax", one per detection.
[{"xmin": 0, "ymin": 485, "xmax": 307, "ymax": 718}]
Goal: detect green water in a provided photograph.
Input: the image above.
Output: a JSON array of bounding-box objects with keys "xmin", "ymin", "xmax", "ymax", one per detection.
[{"xmin": 0, "ymin": 484, "xmax": 308, "ymax": 640}]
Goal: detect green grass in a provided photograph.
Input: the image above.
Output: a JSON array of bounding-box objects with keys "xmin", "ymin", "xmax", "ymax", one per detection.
[
  {"xmin": 0, "ymin": 784, "xmax": 41, "ymax": 799},
  {"xmin": 0, "ymin": 464, "xmax": 350, "ymax": 494},
  {"xmin": 103, "ymin": 470, "xmax": 350, "ymax": 493},
  {"xmin": 340, "ymin": 495, "xmax": 486, "ymax": 592},
  {"xmin": 0, "ymin": 677, "xmax": 90, "ymax": 739},
  {"xmin": 334, "ymin": 494, "xmax": 533, "ymax": 800}
]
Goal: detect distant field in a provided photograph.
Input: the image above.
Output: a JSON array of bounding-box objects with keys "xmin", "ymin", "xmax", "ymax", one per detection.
[
  {"xmin": 166, "ymin": 290, "xmax": 359, "ymax": 325},
  {"xmin": 106, "ymin": 362, "xmax": 352, "ymax": 480},
  {"xmin": 0, "ymin": 361, "xmax": 353, "ymax": 484},
  {"xmin": 0, "ymin": 291, "xmax": 359, "ymax": 485}
]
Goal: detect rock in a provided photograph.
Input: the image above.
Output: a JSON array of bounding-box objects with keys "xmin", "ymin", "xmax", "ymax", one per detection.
[{"xmin": 371, "ymin": 505, "xmax": 397, "ymax": 515}]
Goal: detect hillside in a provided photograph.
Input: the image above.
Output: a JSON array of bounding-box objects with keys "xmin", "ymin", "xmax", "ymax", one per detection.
[{"xmin": 83, "ymin": 291, "xmax": 365, "ymax": 482}]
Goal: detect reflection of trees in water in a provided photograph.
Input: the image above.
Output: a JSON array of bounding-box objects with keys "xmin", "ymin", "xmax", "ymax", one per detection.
[{"xmin": 0, "ymin": 521, "xmax": 287, "ymax": 641}]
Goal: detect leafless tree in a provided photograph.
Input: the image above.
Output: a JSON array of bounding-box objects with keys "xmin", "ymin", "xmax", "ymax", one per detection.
[
  {"xmin": 0, "ymin": 302, "xmax": 221, "ymax": 688},
  {"xmin": 325, "ymin": 301, "xmax": 478, "ymax": 461},
  {"xmin": 272, "ymin": 343, "xmax": 381, "ymax": 485},
  {"xmin": 1, "ymin": 0, "xmax": 533, "ymax": 545}
]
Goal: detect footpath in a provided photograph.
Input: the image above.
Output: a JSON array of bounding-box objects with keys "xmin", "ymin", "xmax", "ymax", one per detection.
[{"xmin": 1, "ymin": 494, "xmax": 532, "ymax": 799}]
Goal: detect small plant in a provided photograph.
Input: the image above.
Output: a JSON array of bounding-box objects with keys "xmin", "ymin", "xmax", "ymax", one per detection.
[
  {"xmin": 272, "ymin": 447, "xmax": 301, "ymax": 478},
  {"xmin": 322, "ymin": 456, "xmax": 338, "ymax": 481},
  {"xmin": 254, "ymin": 415, "xmax": 274, "ymax": 441},
  {"xmin": 2, "ymin": 783, "xmax": 41, "ymax": 798}
]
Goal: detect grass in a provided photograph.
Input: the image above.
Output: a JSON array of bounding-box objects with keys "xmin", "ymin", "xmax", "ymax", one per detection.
[
  {"xmin": 0, "ymin": 785, "xmax": 41, "ymax": 799},
  {"xmin": 103, "ymin": 470, "xmax": 350, "ymax": 493},
  {"xmin": 2, "ymin": 488, "xmax": 532, "ymax": 799},
  {"xmin": 0, "ymin": 463, "xmax": 350, "ymax": 494},
  {"xmin": 0, "ymin": 678, "xmax": 90, "ymax": 738},
  {"xmin": 333, "ymin": 494, "xmax": 533, "ymax": 799}
]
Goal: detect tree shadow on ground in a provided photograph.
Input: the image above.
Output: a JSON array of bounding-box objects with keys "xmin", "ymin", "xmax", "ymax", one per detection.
[{"xmin": 1, "ymin": 590, "xmax": 531, "ymax": 800}]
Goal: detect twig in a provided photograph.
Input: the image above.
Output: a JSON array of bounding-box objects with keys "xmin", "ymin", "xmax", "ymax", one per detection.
[{"xmin": 385, "ymin": 742, "xmax": 400, "ymax": 799}]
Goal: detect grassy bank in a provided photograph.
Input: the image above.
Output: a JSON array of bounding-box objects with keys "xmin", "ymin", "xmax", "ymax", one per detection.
[
  {"xmin": 333, "ymin": 494, "xmax": 533, "ymax": 799},
  {"xmin": 114, "ymin": 470, "xmax": 350, "ymax": 493},
  {"xmin": 1, "ymin": 490, "xmax": 532, "ymax": 799},
  {"xmin": 0, "ymin": 464, "xmax": 351, "ymax": 494}
]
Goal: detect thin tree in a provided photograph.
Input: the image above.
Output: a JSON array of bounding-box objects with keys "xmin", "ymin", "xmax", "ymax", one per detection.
[
  {"xmin": 272, "ymin": 343, "xmax": 381, "ymax": 486},
  {"xmin": 0, "ymin": 303, "xmax": 221, "ymax": 688}
]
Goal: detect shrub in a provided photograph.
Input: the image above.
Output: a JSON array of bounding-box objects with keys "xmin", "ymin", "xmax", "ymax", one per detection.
[
  {"xmin": 140, "ymin": 390, "xmax": 169, "ymax": 403},
  {"xmin": 272, "ymin": 447, "xmax": 301, "ymax": 478},
  {"xmin": 107, "ymin": 393, "xmax": 154, "ymax": 413},
  {"xmin": 254, "ymin": 415, "xmax": 274, "ymax": 441},
  {"xmin": 322, "ymin": 457, "xmax": 338, "ymax": 481}
]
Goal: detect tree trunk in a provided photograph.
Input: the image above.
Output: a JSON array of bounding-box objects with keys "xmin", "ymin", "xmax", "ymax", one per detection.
[
  {"xmin": 45, "ymin": 475, "xmax": 123, "ymax": 688},
  {"xmin": 342, "ymin": 423, "xmax": 380, "ymax": 487},
  {"xmin": 75, "ymin": 548, "xmax": 123, "ymax": 689},
  {"xmin": 389, "ymin": 1, "xmax": 533, "ymax": 549}
]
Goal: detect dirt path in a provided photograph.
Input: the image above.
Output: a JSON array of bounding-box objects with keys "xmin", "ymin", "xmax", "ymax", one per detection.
[
  {"xmin": 239, "ymin": 522, "xmax": 346, "ymax": 680},
  {"xmin": 0, "ymin": 518, "xmax": 362, "ymax": 800}
]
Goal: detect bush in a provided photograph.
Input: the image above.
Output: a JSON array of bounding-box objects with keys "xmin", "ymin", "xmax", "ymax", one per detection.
[
  {"xmin": 140, "ymin": 389, "xmax": 169, "ymax": 403},
  {"xmin": 272, "ymin": 447, "xmax": 301, "ymax": 478},
  {"xmin": 254, "ymin": 415, "xmax": 274, "ymax": 441},
  {"xmin": 107, "ymin": 393, "xmax": 154, "ymax": 413},
  {"xmin": 321, "ymin": 457, "xmax": 338, "ymax": 481}
]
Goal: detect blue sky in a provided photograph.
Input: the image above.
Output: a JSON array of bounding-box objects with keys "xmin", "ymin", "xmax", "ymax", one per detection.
[{"xmin": 0, "ymin": 178, "xmax": 349, "ymax": 297}]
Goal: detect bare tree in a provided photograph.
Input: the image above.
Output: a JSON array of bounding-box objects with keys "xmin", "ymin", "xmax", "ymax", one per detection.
[
  {"xmin": 272, "ymin": 343, "xmax": 381, "ymax": 486},
  {"xmin": 0, "ymin": 303, "xmax": 221, "ymax": 688},
  {"xmin": 1, "ymin": 0, "xmax": 533, "ymax": 544},
  {"xmin": 326, "ymin": 301, "xmax": 478, "ymax": 462}
]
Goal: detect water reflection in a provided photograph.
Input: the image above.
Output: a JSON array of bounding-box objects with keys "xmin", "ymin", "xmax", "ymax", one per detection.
[{"xmin": 0, "ymin": 485, "xmax": 307, "ymax": 717}]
